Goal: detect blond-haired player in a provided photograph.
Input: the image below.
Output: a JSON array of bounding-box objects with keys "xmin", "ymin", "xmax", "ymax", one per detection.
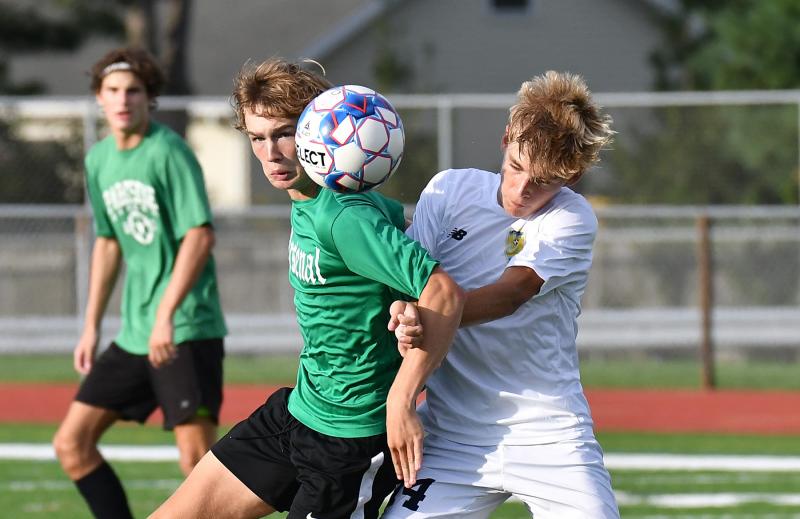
[{"xmin": 383, "ymin": 71, "xmax": 619, "ymax": 518}]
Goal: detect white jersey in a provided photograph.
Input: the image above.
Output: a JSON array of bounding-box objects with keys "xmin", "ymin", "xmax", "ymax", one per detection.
[{"xmin": 408, "ymin": 168, "xmax": 598, "ymax": 446}]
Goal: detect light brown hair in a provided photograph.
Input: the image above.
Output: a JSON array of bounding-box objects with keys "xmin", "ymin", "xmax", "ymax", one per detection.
[
  {"xmin": 231, "ymin": 58, "xmax": 332, "ymax": 132},
  {"xmin": 507, "ymin": 70, "xmax": 614, "ymax": 184}
]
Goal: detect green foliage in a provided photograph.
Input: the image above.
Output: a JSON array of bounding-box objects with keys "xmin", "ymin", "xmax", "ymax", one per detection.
[
  {"xmin": 0, "ymin": 1, "xmax": 124, "ymax": 203},
  {"xmin": 0, "ymin": 0, "xmax": 123, "ymax": 94},
  {"xmin": 370, "ymin": 17, "xmax": 413, "ymax": 93},
  {"xmin": 611, "ymin": 0, "xmax": 800, "ymax": 205},
  {"xmin": 601, "ymin": 105, "xmax": 798, "ymax": 204},
  {"xmin": 0, "ymin": 119, "xmax": 85, "ymax": 204},
  {"xmin": 686, "ymin": 0, "xmax": 800, "ymax": 90}
]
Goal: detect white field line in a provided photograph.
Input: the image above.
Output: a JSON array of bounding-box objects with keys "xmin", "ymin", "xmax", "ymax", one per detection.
[
  {"xmin": 604, "ymin": 453, "xmax": 800, "ymax": 472},
  {"xmin": 5, "ymin": 478, "xmax": 182, "ymax": 491},
  {"xmin": 615, "ymin": 491, "xmax": 800, "ymax": 507},
  {"xmin": 4, "ymin": 443, "xmax": 800, "ymax": 472},
  {"xmin": 0, "ymin": 443, "xmax": 178, "ymax": 461}
]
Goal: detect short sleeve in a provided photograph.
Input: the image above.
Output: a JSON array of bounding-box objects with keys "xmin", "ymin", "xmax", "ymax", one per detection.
[
  {"xmin": 330, "ymin": 203, "xmax": 438, "ymax": 299},
  {"xmin": 509, "ymin": 204, "xmax": 597, "ymax": 296},
  {"xmin": 406, "ymin": 171, "xmax": 450, "ymax": 256},
  {"xmin": 161, "ymin": 141, "xmax": 213, "ymax": 238}
]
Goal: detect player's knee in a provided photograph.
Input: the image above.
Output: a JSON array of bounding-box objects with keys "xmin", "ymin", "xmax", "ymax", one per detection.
[
  {"xmin": 178, "ymin": 447, "xmax": 206, "ymax": 476},
  {"xmin": 52, "ymin": 428, "xmax": 77, "ymax": 460},
  {"xmin": 52, "ymin": 429, "xmax": 92, "ymax": 474}
]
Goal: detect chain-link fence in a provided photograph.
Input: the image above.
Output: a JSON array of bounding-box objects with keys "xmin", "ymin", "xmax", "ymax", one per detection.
[
  {"xmin": 1, "ymin": 93, "xmax": 799, "ymax": 363},
  {"xmin": 1, "ymin": 204, "xmax": 798, "ymax": 361}
]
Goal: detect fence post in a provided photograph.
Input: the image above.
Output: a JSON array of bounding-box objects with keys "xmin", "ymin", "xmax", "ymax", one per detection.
[
  {"xmin": 697, "ymin": 213, "xmax": 715, "ymax": 390},
  {"xmin": 74, "ymin": 211, "xmax": 92, "ymax": 329},
  {"xmin": 437, "ymin": 98, "xmax": 453, "ymax": 172}
]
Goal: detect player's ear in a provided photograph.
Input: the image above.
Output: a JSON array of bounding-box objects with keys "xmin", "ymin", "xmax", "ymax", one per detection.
[{"xmin": 501, "ymin": 126, "xmax": 510, "ymax": 151}]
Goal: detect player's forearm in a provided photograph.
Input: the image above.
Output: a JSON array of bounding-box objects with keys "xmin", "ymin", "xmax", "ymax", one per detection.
[
  {"xmin": 460, "ymin": 266, "xmax": 544, "ymax": 327},
  {"xmin": 82, "ymin": 237, "xmax": 122, "ymax": 332},
  {"xmin": 387, "ymin": 268, "xmax": 464, "ymax": 405},
  {"xmin": 155, "ymin": 225, "xmax": 214, "ymax": 323},
  {"xmin": 461, "ymin": 282, "xmax": 526, "ymax": 327}
]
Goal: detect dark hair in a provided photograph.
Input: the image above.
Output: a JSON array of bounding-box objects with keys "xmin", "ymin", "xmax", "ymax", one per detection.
[{"xmin": 90, "ymin": 47, "xmax": 165, "ymax": 99}]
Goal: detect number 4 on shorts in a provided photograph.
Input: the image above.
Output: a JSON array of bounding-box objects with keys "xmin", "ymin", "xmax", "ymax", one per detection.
[{"xmin": 387, "ymin": 478, "xmax": 435, "ymax": 512}]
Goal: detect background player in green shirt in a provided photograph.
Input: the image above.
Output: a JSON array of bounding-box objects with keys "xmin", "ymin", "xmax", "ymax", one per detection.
[
  {"xmin": 52, "ymin": 47, "xmax": 227, "ymax": 519},
  {"xmin": 150, "ymin": 59, "xmax": 464, "ymax": 519}
]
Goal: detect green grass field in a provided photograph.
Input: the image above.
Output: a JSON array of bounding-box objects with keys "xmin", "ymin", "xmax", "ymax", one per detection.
[
  {"xmin": 2, "ymin": 426, "xmax": 800, "ymax": 518},
  {"xmin": 3, "ymin": 353, "xmax": 800, "ymax": 389},
  {"xmin": 2, "ymin": 354, "xmax": 800, "ymax": 517}
]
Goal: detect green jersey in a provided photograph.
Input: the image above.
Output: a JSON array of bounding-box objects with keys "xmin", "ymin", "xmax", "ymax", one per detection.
[
  {"xmin": 85, "ymin": 121, "xmax": 227, "ymax": 355},
  {"xmin": 287, "ymin": 188, "xmax": 438, "ymax": 438}
]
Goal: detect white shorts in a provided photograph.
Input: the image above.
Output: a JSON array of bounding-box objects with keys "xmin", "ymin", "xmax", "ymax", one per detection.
[{"xmin": 382, "ymin": 433, "xmax": 619, "ymax": 519}]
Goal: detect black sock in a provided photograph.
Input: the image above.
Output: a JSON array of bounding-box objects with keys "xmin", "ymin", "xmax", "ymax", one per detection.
[{"xmin": 74, "ymin": 461, "xmax": 134, "ymax": 519}]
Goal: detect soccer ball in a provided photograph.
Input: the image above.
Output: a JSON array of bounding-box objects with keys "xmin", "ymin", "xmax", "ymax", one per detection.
[{"xmin": 295, "ymin": 85, "xmax": 405, "ymax": 193}]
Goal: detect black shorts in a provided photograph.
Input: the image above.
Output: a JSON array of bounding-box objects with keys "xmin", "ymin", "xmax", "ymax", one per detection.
[
  {"xmin": 75, "ymin": 339, "xmax": 224, "ymax": 430},
  {"xmin": 211, "ymin": 387, "xmax": 397, "ymax": 519}
]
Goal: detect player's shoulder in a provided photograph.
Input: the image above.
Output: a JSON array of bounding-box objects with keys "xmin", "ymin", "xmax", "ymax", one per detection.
[
  {"xmin": 423, "ymin": 169, "xmax": 496, "ymax": 205},
  {"xmin": 147, "ymin": 121, "xmax": 191, "ymax": 151},
  {"xmin": 545, "ymin": 188, "xmax": 598, "ymax": 228},
  {"xmin": 430, "ymin": 168, "xmax": 495, "ymax": 188},
  {"xmin": 85, "ymin": 134, "xmax": 116, "ymax": 169},
  {"xmin": 331, "ymin": 190, "xmax": 404, "ymax": 226},
  {"xmin": 332, "ymin": 190, "xmax": 400, "ymax": 212}
]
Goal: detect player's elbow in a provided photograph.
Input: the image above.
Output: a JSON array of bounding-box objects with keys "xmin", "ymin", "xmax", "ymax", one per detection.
[
  {"xmin": 427, "ymin": 267, "xmax": 466, "ymax": 316},
  {"xmin": 448, "ymin": 277, "xmax": 466, "ymax": 313},
  {"xmin": 191, "ymin": 225, "xmax": 216, "ymax": 252}
]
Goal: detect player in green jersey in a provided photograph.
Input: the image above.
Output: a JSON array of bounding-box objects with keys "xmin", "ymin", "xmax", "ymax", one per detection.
[
  {"xmin": 52, "ymin": 47, "xmax": 227, "ymax": 519},
  {"xmin": 149, "ymin": 59, "xmax": 464, "ymax": 519}
]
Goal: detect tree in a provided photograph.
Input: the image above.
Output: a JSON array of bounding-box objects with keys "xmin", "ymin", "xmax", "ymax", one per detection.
[
  {"xmin": 0, "ymin": 1, "xmax": 123, "ymax": 203},
  {"xmin": 0, "ymin": 0, "xmax": 194, "ymax": 203},
  {"xmin": 595, "ymin": 0, "xmax": 800, "ymax": 205},
  {"xmin": 120, "ymin": 0, "xmax": 194, "ymax": 134}
]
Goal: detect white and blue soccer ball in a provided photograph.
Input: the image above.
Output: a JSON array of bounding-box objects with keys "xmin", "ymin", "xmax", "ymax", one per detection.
[{"xmin": 295, "ymin": 85, "xmax": 405, "ymax": 193}]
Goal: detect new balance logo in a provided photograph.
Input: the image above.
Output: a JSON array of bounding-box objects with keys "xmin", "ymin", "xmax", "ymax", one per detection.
[{"xmin": 448, "ymin": 228, "xmax": 467, "ymax": 241}]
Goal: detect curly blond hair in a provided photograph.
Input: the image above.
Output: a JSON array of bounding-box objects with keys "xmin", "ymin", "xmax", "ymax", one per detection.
[
  {"xmin": 231, "ymin": 58, "xmax": 332, "ymax": 132},
  {"xmin": 507, "ymin": 70, "xmax": 614, "ymax": 184}
]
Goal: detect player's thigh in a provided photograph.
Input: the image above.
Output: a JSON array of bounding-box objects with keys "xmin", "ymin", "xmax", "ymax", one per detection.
[
  {"xmin": 210, "ymin": 387, "xmax": 301, "ymax": 512},
  {"xmin": 150, "ymin": 451, "xmax": 273, "ymax": 519},
  {"xmin": 54, "ymin": 401, "xmax": 119, "ymax": 448},
  {"xmin": 150, "ymin": 338, "xmax": 224, "ymax": 430},
  {"xmin": 383, "ymin": 479, "xmax": 508, "ymax": 519},
  {"xmin": 288, "ymin": 426, "xmax": 397, "ymax": 519},
  {"xmin": 504, "ymin": 440, "xmax": 619, "ymax": 519},
  {"xmin": 173, "ymin": 416, "xmax": 217, "ymax": 472},
  {"xmin": 174, "ymin": 417, "xmax": 216, "ymax": 452},
  {"xmin": 75, "ymin": 342, "xmax": 157, "ymax": 423},
  {"xmin": 382, "ymin": 434, "xmax": 509, "ymax": 518}
]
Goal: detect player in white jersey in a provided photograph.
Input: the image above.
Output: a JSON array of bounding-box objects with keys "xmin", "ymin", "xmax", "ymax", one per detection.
[{"xmin": 382, "ymin": 71, "xmax": 620, "ymax": 518}]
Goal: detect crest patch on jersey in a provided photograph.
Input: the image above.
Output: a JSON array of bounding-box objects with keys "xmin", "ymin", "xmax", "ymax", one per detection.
[{"xmin": 505, "ymin": 229, "xmax": 525, "ymax": 258}]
